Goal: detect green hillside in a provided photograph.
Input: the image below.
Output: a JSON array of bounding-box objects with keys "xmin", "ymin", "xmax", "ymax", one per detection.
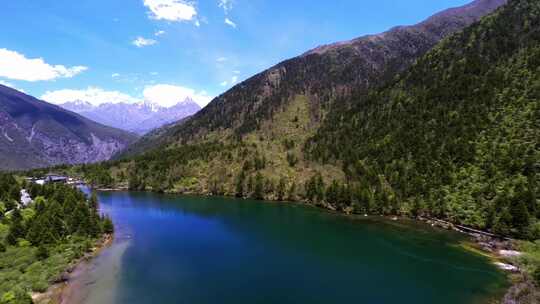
[
  {"xmin": 65, "ymin": 0, "xmax": 538, "ymax": 242},
  {"xmin": 0, "ymin": 174, "xmax": 113, "ymax": 303},
  {"xmin": 307, "ymin": 0, "xmax": 540, "ymax": 239}
]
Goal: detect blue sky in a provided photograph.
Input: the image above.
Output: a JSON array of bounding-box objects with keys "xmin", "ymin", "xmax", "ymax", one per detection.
[{"xmin": 0, "ymin": 0, "xmax": 470, "ymax": 107}]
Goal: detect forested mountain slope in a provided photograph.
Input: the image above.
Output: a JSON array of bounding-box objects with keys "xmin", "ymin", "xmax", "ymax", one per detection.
[
  {"xmin": 122, "ymin": 0, "xmax": 505, "ymax": 156},
  {"xmin": 306, "ymin": 0, "xmax": 540, "ymax": 238},
  {"xmin": 74, "ymin": 0, "xmax": 539, "ymax": 241},
  {"xmin": 0, "ymin": 85, "xmax": 138, "ymax": 170}
]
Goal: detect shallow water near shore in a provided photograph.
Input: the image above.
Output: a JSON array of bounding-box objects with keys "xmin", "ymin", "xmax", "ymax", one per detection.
[{"xmin": 73, "ymin": 191, "xmax": 508, "ymax": 304}]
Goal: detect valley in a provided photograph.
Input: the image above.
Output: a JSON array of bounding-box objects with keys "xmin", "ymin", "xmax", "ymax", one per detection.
[{"xmin": 0, "ymin": 0, "xmax": 538, "ymax": 303}]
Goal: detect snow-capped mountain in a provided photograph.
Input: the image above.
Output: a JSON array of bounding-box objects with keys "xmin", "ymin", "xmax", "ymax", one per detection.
[{"xmin": 59, "ymin": 98, "xmax": 201, "ymax": 134}]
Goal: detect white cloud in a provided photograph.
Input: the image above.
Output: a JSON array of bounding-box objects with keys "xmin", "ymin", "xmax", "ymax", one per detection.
[
  {"xmin": 216, "ymin": 57, "xmax": 228, "ymax": 62},
  {"xmin": 0, "ymin": 48, "xmax": 87, "ymax": 82},
  {"xmin": 233, "ymin": 70, "xmax": 240, "ymax": 74},
  {"xmin": 111, "ymin": 73, "xmax": 120, "ymax": 78},
  {"xmin": 143, "ymin": 0, "xmax": 197, "ymax": 22},
  {"xmin": 0, "ymin": 80, "xmax": 15, "ymax": 88},
  {"xmin": 220, "ymin": 75, "xmax": 239, "ymax": 87},
  {"xmin": 133, "ymin": 37, "xmax": 157, "ymax": 47},
  {"xmin": 155, "ymin": 30, "xmax": 166, "ymax": 36},
  {"xmin": 218, "ymin": 0, "xmax": 233, "ymax": 13},
  {"xmin": 143, "ymin": 84, "xmax": 212, "ymax": 107},
  {"xmin": 0, "ymin": 80, "xmax": 25, "ymax": 93},
  {"xmin": 42, "ymin": 84, "xmax": 213, "ymax": 108},
  {"xmin": 42, "ymin": 87, "xmax": 139, "ymax": 106},
  {"xmin": 224, "ymin": 18, "xmax": 237, "ymax": 28},
  {"xmin": 150, "ymin": 72, "xmax": 159, "ymax": 76}
]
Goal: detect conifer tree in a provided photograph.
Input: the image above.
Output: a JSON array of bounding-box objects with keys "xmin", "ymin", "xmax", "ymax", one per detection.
[
  {"xmin": 254, "ymin": 173, "xmax": 264, "ymax": 200},
  {"xmin": 103, "ymin": 216, "xmax": 114, "ymax": 234},
  {"xmin": 6, "ymin": 209, "xmax": 25, "ymax": 245},
  {"xmin": 287, "ymin": 182, "xmax": 297, "ymax": 201},
  {"xmin": 276, "ymin": 177, "xmax": 287, "ymax": 201},
  {"xmin": 90, "ymin": 192, "xmax": 99, "ymax": 210},
  {"xmin": 235, "ymin": 170, "xmax": 246, "ymax": 197},
  {"xmin": 510, "ymin": 200, "xmax": 530, "ymax": 236}
]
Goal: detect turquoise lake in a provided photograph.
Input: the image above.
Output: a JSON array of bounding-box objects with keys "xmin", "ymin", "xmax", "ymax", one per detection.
[{"xmin": 72, "ymin": 191, "xmax": 507, "ymax": 304}]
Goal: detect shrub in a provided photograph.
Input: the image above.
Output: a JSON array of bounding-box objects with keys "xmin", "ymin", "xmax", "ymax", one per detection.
[
  {"xmin": 35, "ymin": 245, "xmax": 49, "ymax": 260},
  {"xmin": 533, "ymin": 267, "xmax": 540, "ymax": 285}
]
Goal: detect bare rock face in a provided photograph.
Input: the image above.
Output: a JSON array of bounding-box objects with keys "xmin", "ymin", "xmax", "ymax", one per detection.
[{"xmin": 0, "ymin": 84, "xmax": 138, "ymax": 170}]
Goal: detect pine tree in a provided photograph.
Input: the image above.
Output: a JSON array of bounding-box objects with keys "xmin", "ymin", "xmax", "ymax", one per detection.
[
  {"xmin": 326, "ymin": 180, "xmax": 340, "ymax": 206},
  {"xmin": 26, "ymin": 217, "xmax": 44, "ymax": 245},
  {"xmin": 253, "ymin": 173, "xmax": 264, "ymax": 200},
  {"xmin": 90, "ymin": 191, "xmax": 99, "ymax": 210},
  {"xmin": 510, "ymin": 200, "xmax": 530, "ymax": 236},
  {"xmin": 6, "ymin": 209, "xmax": 25, "ymax": 245},
  {"xmin": 276, "ymin": 177, "xmax": 287, "ymax": 201},
  {"xmin": 287, "ymin": 182, "xmax": 297, "ymax": 201},
  {"xmin": 235, "ymin": 170, "xmax": 246, "ymax": 197},
  {"xmin": 247, "ymin": 175, "xmax": 254, "ymax": 195},
  {"xmin": 102, "ymin": 216, "xmax": 114, "ymax": 234}
]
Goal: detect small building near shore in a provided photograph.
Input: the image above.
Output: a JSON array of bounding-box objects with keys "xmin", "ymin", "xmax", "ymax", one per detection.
[{"xmin": 44, "ymin": 174, "xmax": 68, "ymax": 184}]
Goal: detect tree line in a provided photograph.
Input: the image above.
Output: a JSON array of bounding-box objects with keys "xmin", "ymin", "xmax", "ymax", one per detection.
[{"xmin": 0, "ymin": 174, "xmax": 113, "ymax": 303}]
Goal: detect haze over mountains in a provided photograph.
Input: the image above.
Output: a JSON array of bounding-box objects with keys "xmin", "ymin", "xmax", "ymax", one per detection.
[
  {"xmin": 0, "ymin": 84, "xmax": 137, "ymax": 170},
  {"xmin": 58, "ymin": 98, "xmax": 201, "ymax": 134}
]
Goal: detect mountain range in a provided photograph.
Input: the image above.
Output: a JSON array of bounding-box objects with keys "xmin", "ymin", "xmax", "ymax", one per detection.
[
  {"xmin": 121, "ymin": 0, "xmax": 506, "ymax": 156},
  {"xmin": 0, "ymin": 84, "xmax": 138, "ymax": 170},
  {"xmin": 11, "ymin": 0, "xmax": 539, "ymax": 299},
  {"xmin": 97, "ymin": 0, "xmax": 540, "ymax": 240},
  {"xmin": 106, "ymin": 0, "xmax": 509, "ymax": 192},
  {"xmin": 14, "ymin": 0, "xmax": 540, "ymax": 244},
  {"xmin": 59, "ymin": 98, "xmax": 201, "ymax": 135}
]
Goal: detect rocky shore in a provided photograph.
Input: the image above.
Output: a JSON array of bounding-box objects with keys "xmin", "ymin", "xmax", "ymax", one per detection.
[{"xmin": 419, "ymin": 217, "xmax": 540, "ymax": 304}]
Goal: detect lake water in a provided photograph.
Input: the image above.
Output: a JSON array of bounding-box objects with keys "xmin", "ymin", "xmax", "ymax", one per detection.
[{"xmin": 72, "ymin": 191, "xmax": 507, "ymax": 304}]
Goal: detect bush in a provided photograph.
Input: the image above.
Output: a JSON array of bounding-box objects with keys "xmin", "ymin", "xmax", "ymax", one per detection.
[
  {"xmin": 0, "ymin": 288, "xmax": 32, "ymax": 304},
  {"xmin": 102, "ymin": 217, "xmax": 114, "ymax": 234},
  {"xmin": 286, "ymin": 152, "xmax": 298, "ymax": 167},
  {"xmin": 35, "ymin": 245, "xmax": 49, "ymax": 260},
  {"xmin": 533, "ymin": 267, "xmax": 540, "ymax": 285}
]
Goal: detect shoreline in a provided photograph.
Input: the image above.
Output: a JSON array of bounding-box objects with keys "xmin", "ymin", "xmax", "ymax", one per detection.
[
  {"xmin": 98, "ymin": 186, "xmax": 522, "ymax": 253},
  {"xmin": 32, "ymin": 234, "xmax": 114, "ymax": 304},
  {"xmin": 87, "ymin": 187, "xmax": 534, "ymax": 303}
]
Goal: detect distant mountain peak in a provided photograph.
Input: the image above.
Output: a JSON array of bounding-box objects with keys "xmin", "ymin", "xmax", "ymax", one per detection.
[{"xmin": 57, "ymin": 96, "xmax": 201, "ymax": 134}]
